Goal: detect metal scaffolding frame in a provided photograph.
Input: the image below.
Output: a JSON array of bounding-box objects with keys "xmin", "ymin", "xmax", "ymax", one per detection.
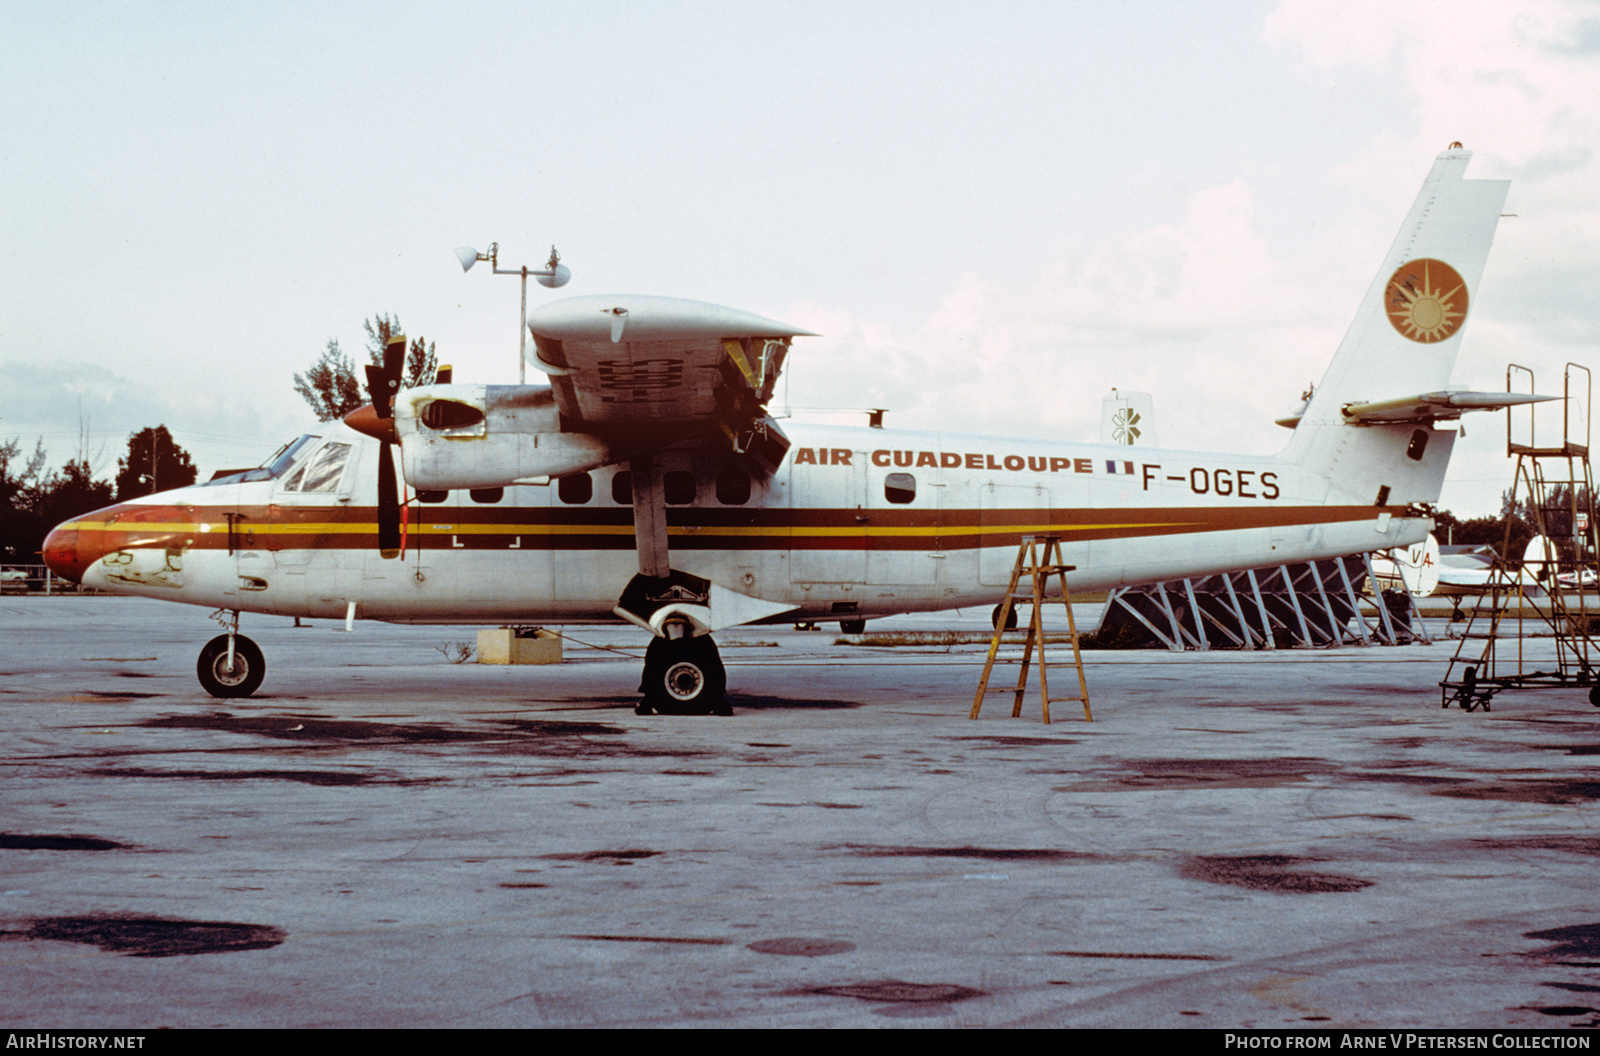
[
  {"xmin": 1097, "ymin": 553, "xmax": 1424, "ymax": 652},
  {"xmin": 1441, "ymin": 363, "xmax": 1600, "ymax": 711}
]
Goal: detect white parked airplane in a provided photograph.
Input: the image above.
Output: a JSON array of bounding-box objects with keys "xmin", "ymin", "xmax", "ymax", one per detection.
[
  {"xmin": 43, "ymin": 146, "xmax": 1546, "ymax": 713},
  {"xmin": 1372, "ymin": 533, "xmax": 1548, "ymax": 605}
]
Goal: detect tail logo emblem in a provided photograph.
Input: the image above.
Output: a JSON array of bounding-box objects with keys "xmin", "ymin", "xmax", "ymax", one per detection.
[
  {"xmin": 1386, "ymin": 258, "xmax": 1467, "ymax": 343},
  {"xmin": 1111, "ymin": 408, "xmax": 1141, "ymax": 445}
]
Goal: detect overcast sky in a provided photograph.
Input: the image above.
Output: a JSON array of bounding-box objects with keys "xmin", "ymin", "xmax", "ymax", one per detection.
[{"xmin": 4, "ymin": 0, "xmax": 1599, "ymax": 515}]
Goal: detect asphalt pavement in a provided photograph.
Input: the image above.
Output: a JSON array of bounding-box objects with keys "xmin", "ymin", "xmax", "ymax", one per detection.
[{"xmin": 3, "ymin": 597, "xmax": 1599, "ymax": 1028}]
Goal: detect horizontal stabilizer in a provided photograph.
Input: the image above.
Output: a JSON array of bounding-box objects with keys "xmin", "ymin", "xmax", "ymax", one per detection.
[{"xmin": 1276, "ymin": 391, "xmax": 1555, "ymax": 429}]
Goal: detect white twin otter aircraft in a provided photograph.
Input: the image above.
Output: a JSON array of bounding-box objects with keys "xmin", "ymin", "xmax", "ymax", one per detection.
[{"xmin": 44, "ymin": 146, "xmax": 1541, "ymax": 714}]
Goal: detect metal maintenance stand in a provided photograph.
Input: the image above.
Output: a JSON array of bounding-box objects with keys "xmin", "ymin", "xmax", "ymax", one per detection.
[
  {"xmin": 971, "ymin": 536, "xmax": 1092, "ymax": 724},
  {"xmin": 1441, "ymin": 363, "xmax": 1600, "ymax": 711}
]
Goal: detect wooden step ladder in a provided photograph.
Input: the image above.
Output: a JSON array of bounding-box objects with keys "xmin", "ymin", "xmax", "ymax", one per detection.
[{"xmin": 970, "ymin": 536, "xmax": 1092, "ymax": 723}]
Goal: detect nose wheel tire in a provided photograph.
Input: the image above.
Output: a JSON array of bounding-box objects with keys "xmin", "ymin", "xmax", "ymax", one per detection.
[
  {"xmin": 640, "ymin": 634, "xmax": 727, "ymax": 715},
  {"xmin": 197, "ymin": 634, "xmax": 265, "ymax": 698}
]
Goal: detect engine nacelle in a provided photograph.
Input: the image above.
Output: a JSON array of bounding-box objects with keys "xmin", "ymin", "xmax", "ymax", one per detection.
[{"xmin": 394, "ymin": 384, "xmax": 615, "ymax": 489}]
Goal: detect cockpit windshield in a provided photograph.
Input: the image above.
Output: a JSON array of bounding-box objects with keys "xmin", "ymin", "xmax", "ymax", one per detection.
[
  {"xmin": 200, "ymin": 434, "xmax": 322, "ymax": 486},
  {"xmin": 264, "ymin": 435, "xmax": 321, "ymax": 477}
]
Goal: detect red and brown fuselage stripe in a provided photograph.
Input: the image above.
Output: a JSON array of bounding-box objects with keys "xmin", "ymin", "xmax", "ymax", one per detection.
[{"xmin": 49, "ymin": 500, "xmax": 1399, "ymax": 574}]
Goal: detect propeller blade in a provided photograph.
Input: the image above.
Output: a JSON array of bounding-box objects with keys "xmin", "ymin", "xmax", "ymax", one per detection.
[
  {"xmin": 365, "ymin": 334, "xmax": 407, "ymax": 418},
  {"xmin": 376, "ymin": 440, "xmax": 400, "ymax": 559},
  {"xmin": 383, "ymin": 332, "xmax": 406, "ymax": 376},
  {"xmin": 359, "ymin": 332, "xmax": 407, "ymax": 558}
]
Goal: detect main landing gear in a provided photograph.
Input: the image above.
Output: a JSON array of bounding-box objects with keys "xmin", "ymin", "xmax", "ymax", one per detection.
[{"xmin": 637, "ymin": 632, "xmax": 729, "ymax": 716}]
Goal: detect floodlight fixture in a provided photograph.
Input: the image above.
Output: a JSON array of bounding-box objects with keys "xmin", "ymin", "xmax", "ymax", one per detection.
[{"xmin": 454, "ymin": 241, "xmax": 572, "ymax": 382}]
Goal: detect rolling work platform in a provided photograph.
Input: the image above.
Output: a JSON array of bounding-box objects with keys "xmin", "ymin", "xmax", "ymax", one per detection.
[
  {"xmin": 1441, "ymin": 363, "xmax": 1600, "ymax": 711},
  {"xmin": 1096, "ymin": 554, "xmax": 1424, "ymax": 651}
]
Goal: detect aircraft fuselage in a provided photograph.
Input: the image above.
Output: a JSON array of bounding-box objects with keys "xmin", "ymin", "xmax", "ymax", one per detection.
[{"xmin": 44, "ymin": 419, "xmax": 1438, "ymax": 626}]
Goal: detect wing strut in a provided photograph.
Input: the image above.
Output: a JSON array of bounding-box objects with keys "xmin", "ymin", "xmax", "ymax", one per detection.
[
  {"xmin": 612, "ymin": 453, "xmax": 795, "ymax": 638},
  {"xmin": 628, "ymin": 456, "xmax": 670, "ymax": 579}
]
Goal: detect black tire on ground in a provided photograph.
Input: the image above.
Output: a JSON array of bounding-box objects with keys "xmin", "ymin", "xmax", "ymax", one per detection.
[
  {"xmin": 839, "ymin": 618, "xmax": 866, "ymax": 635},
  {"xmin": 641, "ymin": 635, "xmax": 727, "ymax": 715},
  {"xmin": 197, "ymin": 634, "xmax": 265, "ymax": 698},
  {"xmin": 992, "ymin": 602, "xmax": 1018, "ymax": 631}
]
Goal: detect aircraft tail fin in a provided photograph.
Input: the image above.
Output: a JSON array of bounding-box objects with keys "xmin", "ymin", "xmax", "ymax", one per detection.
[
  {"xmin": 1100, "ymin": 390, "xmax": 1156, "ymax": 447},
  {"xmin": 1285, "ymin": 146, "xmax": 1510, "ymax": 506}
]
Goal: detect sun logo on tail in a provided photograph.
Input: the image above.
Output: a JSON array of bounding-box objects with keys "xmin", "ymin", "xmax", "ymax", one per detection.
[
  {"xmin": 1112, "ymin": 408, "xmax": 1141, "ymax": 445},
  {"xmin": 1386, "ymin": 258, "xmax": 1467, "ymax": 343}
]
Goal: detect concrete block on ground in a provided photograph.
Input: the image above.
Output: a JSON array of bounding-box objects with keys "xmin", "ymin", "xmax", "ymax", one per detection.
[{"xmin": 477, "ymin": 627, "xmax": 562, "ymax": 664}]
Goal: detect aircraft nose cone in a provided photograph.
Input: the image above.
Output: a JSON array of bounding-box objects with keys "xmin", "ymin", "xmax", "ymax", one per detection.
[{"xmin": 42, "ymin": 521, "xmax": 88, "ymax": 584}]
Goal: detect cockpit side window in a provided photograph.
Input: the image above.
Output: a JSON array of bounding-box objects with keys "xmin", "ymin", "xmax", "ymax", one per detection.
[
  {"xmin": 279, "ymin": 461, "xmax": 309, "ymax": 491},
  {"xmin": 284, "ymin": 442, "xmax": 352, "ymax": 493}
]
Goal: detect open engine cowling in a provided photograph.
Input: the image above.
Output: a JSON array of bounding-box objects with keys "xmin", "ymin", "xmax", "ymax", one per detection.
[{"xmin": 394, "ymin": 384, "xmax": 616, "ymax": 490}]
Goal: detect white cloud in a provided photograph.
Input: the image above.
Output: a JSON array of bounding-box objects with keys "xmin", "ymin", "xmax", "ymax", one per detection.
[
  {"xmin": 1268, "ymin": 0, "xmax": 1600, "ymax": 271},
  {"xmin": 784, "ymin": 173, "xmax": 1339, "ymax": 455},
  {"xmin": 0, "ymin": 359, "xmax": 304, "ymax": 481},
  {"xmin": 775, "ymin": 2, "xmax": 1600, "ymax": 514}
]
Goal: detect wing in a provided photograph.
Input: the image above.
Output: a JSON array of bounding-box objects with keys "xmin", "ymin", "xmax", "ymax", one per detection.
[
  {"xmin": 527, "ymin": 295, "xmax": 812, "ymax": 429},
  {"xmin": 376, "ymin": 295, "xmax": 814, "ymax": 490}
]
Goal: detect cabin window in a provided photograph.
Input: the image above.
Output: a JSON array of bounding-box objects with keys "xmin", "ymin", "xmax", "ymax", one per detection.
[
  {"xmin": 885, "ymin": 472, "xmax": 916, "ymax": 504},
  {"xmin": 664, "ymin": 471, "xmax": 696, "ymax": 505},
  {"xmin": 469, "ymin": 487, "xmax": 503, "ymax": 504},
  {"xmin": 558, "ymin": 473, "xmax": 592, "ymax": 504},
  {"xmin": 612, "ymin": 471, "xmax": 632, "ymax": 505},
  {"xmin": 417, "ymin": 490, "xmax": 449, "ymax": 503},
  {"xmin": 716, "ymin": 468, "xmax": 750, "ymax": 506}
]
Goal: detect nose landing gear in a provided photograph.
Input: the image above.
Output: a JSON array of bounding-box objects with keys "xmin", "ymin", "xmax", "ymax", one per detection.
[
  {"xmin": 198, "ymin": 609, "xmax": 264, "ymax": 698},
  {"xmin": 197, "ymin": 634, "xmax": 265, "ymax": 698}
]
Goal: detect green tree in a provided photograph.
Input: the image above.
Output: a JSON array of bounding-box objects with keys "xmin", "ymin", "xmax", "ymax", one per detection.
[
  {"xmin": 293, "ymin": 338, "xmax": 365, "ymax": 422},
  {"xmin": 0, "ymin": 433, "xmax": 47, "ymax": 562},
  {"xmin": 35, "ymin": 459, "xmax": 113, "ymax": 535},
  {"xmin": 293, "ymin": 314, "xmax": 438, "ymax": 422},
  {"xmin": 0, "ymin": 425, "xmax": 119, "ymax": 562},
  {"xmin": 115, "ymin": 426, "xmax": 197, "ymax": 500}
]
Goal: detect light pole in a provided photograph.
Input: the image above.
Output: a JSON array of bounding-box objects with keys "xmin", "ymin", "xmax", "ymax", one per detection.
[{"xmin": 454, "ymin": 243, "xmax": 571, "ymax": 384}]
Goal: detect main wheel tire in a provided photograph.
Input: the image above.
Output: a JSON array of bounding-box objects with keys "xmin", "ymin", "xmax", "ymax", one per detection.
[
  {"xmin": 642, "ymin": 635, "xmax": 727, "ymax": 715},
  {"xmin": 992, "ymin": 602, "xmax": 1018, "ymax": 631},
  {"xmin": 839, "ymin": 618, "xmax": 866, "ymax": 635},
  {"xmin": 197, "ymin": 634, "xmax": 265, "ymax": 698}
]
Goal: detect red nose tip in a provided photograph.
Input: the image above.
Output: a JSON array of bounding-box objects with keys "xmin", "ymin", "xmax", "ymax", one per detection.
[{"xmin": 42, "ymin": 522, "xmax": 87, "ymax": 584}]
